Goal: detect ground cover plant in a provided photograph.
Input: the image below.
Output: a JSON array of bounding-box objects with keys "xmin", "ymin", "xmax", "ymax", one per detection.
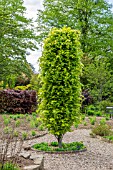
[
  {"xmin": 104, "ymin": 135, "xmax": 113, "ymax": 141},
  {"xmin": 33, "ymin": 141, "xmax": 86, "ymax": 152}
]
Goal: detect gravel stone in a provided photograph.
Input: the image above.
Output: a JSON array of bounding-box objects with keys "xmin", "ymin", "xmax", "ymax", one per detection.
[{"xmin": 24, "ymin": 129, "xmax": 113, "ymax": 170}]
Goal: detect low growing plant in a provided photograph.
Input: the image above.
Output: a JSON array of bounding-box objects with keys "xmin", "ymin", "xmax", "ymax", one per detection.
[
  {"xmin": 29, "ymin": 120, "xmax": 36, "ymax": 128},
  {"xmin": 4, "ymin": 118, "xmax": 10, "ymax": 126},
  {"xmin": 15, "ymin": 120, "xmax": 21, "ymax": 127},
  {"xmin": 0, "ymin": 162, "xmax": 20, "ymax": 170},
  {"xmin": 31, "ymin": 131, "xmax": 36, "ymax": 136},
  {"xmin": 89, "ymin": 116, "xmax": 96, "ymax": 125},
  {"xmin": 22, "ymin": 132, "xmax": 28, "ymax": 140},
  {"xmin": 100, "ymin": 118, "xmax": 106, "ymax": 125},
  {"xmin": 83, "ymin": 121, "xmax": 87, "ymax": 126},
  {"xmin": 92, "ymin": 124, "xmax": 112, "ymax": 136},
  {"xmin": 3, "ymin": 127, "xmax": 12, "ymax": 134},
  {"xmin": 104, "ymin": 135, "xmax": 113, "ymax": 141},
  {"xmin": 33, "ymin": 141, "xmax": 86, "ymax": 152}
]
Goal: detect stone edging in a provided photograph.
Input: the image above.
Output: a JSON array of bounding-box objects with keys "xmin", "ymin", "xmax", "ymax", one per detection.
[
  {"xmin": 19, "ymin": 152, "xmax": 44, "ymax": 170},
  {"xmin": 31, "ymin": 148, "xmax": 87, "ymax": 154}
]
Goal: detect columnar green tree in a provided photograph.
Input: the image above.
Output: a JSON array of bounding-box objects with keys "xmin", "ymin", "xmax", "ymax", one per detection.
[{"xmin": 38, "ymin": 27, "xmax": 83, "ymax": 148}]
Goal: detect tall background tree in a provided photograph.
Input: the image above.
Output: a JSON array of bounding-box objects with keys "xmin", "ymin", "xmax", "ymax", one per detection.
[
  {"xmin": 0, "ymin": 0, "xmax": 38, "ymax": 87},
  {"xmin": 37, "ymin": 0, "xmax": 113, "ymax": 105}
]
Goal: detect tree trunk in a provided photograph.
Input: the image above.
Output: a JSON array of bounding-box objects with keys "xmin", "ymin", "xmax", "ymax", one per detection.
[{"xmin": 57, "ymin": 136, "xmax": 62, "ymax": 148}]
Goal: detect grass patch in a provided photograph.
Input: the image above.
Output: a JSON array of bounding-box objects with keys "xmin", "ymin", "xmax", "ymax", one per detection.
[{"xmin": 32, "ymin": 141, "xmax": 86, "ymax": 152}]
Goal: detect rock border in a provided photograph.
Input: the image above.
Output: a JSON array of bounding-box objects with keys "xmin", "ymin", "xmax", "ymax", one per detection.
[
  {"xmin": 20, "ymin": 152, "xmax": 44, "ymax": 170},
  {"xmin": 31, "ymin": 147, "xmax": 87, "ymax": 154}
]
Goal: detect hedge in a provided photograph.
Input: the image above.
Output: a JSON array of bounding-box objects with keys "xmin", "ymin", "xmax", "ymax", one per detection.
[{"xmin": 0, "ymin": 89, "xmax": 37, "ymax": 114}]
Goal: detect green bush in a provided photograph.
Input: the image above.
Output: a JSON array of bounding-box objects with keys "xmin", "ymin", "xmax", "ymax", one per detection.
[
  {"xmin": 100, "ymin": 118, "xmax": 106, "ymax": 125},
  {"xmin": 31, "ymin": 131, "xmax": 36, "ymax": 136},
  {"xmin": 97, "ymin": 100, "xmax": 113, "ymax": 112},
  {"xmin": 95, "ymin": 111, "xmax": 102, "ymax": 117},
  {"xmin": 87, "ymin": 110, "xmax": 95, "ymax": 116},
  {"xmin": 89, "ymin": 116, "xmax": 96, "ymax": 125},
  {"xmin": 22, "ymin": 132, "xmax": 28, "ymax": 140},
  {"xmin": 92, "ymin": 124, "xmax": 112, "ymax": 136},
  {"xmin": 4, "ymin": 118, "xmax": 10, "ymax": 126},
  {"xmin": 15, "ymin": 120, "xmax": 21, "ymax": 127}
]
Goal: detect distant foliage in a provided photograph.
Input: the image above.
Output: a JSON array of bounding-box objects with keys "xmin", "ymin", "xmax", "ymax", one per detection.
[{"xmin": 0, "ymin": 89, "xmax": 37, "ymax": 114}]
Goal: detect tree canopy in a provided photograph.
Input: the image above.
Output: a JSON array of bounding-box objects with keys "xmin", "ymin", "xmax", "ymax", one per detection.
[
  {"xmin": 37, "ymin": 0, "xmax": 113, "ymax": 58},
  {"xmin": 0, "ymin": 0, "xmax": 38, "ymax": 84}
]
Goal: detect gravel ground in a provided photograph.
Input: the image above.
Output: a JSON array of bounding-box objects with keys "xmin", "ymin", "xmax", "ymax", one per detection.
[{"xmin": 25, "ymin": 129, "xmax": 113, "ymax": 170}]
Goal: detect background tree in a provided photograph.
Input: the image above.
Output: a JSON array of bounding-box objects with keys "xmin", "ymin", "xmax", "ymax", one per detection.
[
  {"xmin": 38, "ymin": 27, "xmax": 83, "ymax": 148},
  {"xmin": 84, "ymin": 57, "xmax": 113, "ymax": 103},
  {"xmin": 37, "ymin": 0, "xmax": 113, "ymax": 59},
  {"xmin": 36, "ymin": 0, "xmax": 113, "ymax": 104},
  {"xmin": 0, "ymin": 0, "xmax": 38, "ymax": 83}
]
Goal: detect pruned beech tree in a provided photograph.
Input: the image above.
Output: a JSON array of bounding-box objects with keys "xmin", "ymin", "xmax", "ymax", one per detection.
[{"xmin": 38, "ymin": 27, "xmax": 83, "ymax": 148}]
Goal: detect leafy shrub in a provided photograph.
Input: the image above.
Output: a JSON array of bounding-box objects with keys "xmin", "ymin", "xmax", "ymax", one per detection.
[
  {"xmin": 38, "ymin": 124, "xmax": 45, "ymax": 131},
  {"xmin": 22, "ymin": 132, "xmax": 28, "ymax": 140},
  {"xmin": 15, "ymin": 120, "xmax": 21, "ymax": 127},
  {"xmin": 87, "ymin": 110, "xmax": 95, "ymax": 116},
  {"xmin": 83, "ymin": 121, "xmax": 87, "ymax": 126},
  {"xmin": 100, "ymin": 118, "xmax": 106, "ymax": 125},
  {"xmin": 4, "ymin": 118, "xmax": 10, "ymax": 126},
  {"xmin": 3, "ymin": 127, "xmax": 12, "ymax": 134},
  {"xmin": 0, "ymin": 89, "xmax": 37, "ymax": 114},
  {"xmin": 95, "ymin": 111, "xmax": 102, "ymax": 117},
  {"xmin": 29, "ymin": 120, "xmax": 36, "ymax": 128},
  {"xmin": 31, "ymin": 131, "xmax": 36, "ymax": 136},
  {"xmin": 14, "ymin": 84, "xmax": 31, "ymax": 90},
  {"xmin": 86, "ymin": 105, "xmax": 101, "ymax": 116},
  {"xmin": 92, "ymin": 124, "xmax": 112, "ymax": 136},
  {"xmin": 89, "ymin": 116, "xmax": 96, "ymax": 125},
  {"xmin": 13, "ymin": 131, "xmax": 19, "ymax": 137},
  {"xmin": 97, "ymin": 100, "xmax": 113, "ymax": 112}
]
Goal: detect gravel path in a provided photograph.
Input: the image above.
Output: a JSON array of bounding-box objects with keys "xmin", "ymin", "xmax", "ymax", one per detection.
[{"xmin": 25, "ymin": 129, "xmax": 113, "ymax": 170}]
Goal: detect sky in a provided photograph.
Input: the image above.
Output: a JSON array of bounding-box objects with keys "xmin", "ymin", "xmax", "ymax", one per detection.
[
  {"xmin": 23, "ymin": 0, "xmax": 43, "ymax": 72},
  {"xmin": 23, "ymin": 0, "xmax": 113, "ymax": 72}
]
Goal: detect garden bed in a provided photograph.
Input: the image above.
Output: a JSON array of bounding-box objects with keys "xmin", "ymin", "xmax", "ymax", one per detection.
[{"xmin": 0, "ymin": 113, "xmax": 47, "ymax": 140}]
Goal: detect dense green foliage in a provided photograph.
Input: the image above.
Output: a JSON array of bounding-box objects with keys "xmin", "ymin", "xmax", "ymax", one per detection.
[
  {"xmin": 37, "ymin": 0, "xmax": 113, "ymax": 58},
  {"xmin": 92, "ymin": 124, "xmax": 112, "ymax": 136},
  {"xmin": 37, "ymin": 0, "xmax": 113, "ymax": 106},
  {"xmin": 38, "ymin": 27, "xmax": 82, "ymax": 147},
  {"xmin": 0, "ymin": 0, "xmax": 38, "ymax": 87}
]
